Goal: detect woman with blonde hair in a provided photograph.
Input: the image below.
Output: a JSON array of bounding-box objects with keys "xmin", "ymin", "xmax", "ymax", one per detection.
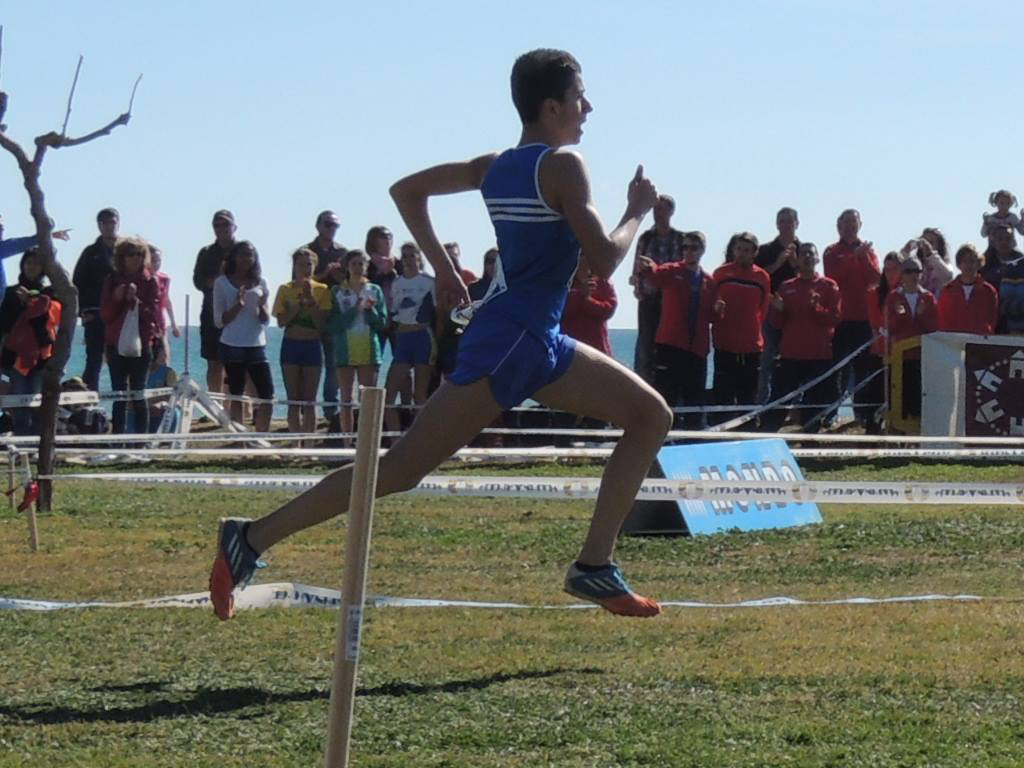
[{"xmin": 273, "ymin": 247, "xmax": 332, "ymax": 434}]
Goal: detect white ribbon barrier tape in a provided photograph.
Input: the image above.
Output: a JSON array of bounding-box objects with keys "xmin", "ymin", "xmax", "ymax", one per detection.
[
  {"xmin": 49, "ymin": 472, "xmax": 1024, "ymax": 505},
  {"xmin": 20, "ymin": 446, "xmax": 1024, "ymax": 463},
  {"xmin": 5, "ymin": 429, "xmax": 1024, "ymax": 447},
  {"xmin": 0, "ymin": 388, "xmax": 174, "ymax": 408},
  {"xmin": 0, "ymin": 581, "xmax": 986, "ymax": 613}
]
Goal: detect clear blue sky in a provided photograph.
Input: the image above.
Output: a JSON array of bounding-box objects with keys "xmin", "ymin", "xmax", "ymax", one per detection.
[{"xmin": 1, "ymin": 1, "xmax": 1021, "ymax": 328}]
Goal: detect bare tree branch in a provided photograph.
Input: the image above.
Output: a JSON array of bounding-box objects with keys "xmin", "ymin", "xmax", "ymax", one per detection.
[
  {"xmin": 128, "ymin": 73, "xmax": 142, "ymax": 113},
  {"xmin": 35, "ymin": 111, "xmax": 131, "ymax": 154},
  {"xmin": 60, "ymin": 54, "xmax": 83, "ymax": 137},
  {"xmin": 0, "ymin": 128, "xmax": 31, "ymax": 170}
]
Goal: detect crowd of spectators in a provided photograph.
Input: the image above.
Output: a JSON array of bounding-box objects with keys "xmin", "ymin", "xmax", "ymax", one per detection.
[
  {"xmin": 629, "ymin": 191, "xmax": 1021, "ymax": 432},
  {"xmin": 0, "ymin": 187, "xmax": 1022, "ymax": 438}
]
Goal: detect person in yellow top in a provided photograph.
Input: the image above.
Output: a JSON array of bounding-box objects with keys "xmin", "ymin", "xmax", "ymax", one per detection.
[{"xmin": 272, "ymin": 247, "xmax": 332, "ymax": 434}]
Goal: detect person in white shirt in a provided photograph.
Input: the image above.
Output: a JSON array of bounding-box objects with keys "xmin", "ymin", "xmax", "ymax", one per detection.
[
  {"xmin": 384, "ymin": 243, "xmax": 436, "ymax": 432},
  {"xmin": 213, "ymin": 240, "xmax": 273, "ymax": 432}
]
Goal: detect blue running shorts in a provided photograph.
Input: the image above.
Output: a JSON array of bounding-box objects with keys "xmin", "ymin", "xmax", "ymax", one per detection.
[
  {"xmin": 392, "ymin": 328, "xmax": 435, "ymax": 366},
  {"xmin": 449, "ymin": 317, "xmax": 577, "ymax": 408}
]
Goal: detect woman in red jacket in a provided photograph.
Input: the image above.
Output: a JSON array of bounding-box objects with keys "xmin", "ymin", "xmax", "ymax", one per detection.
[
  {"xmin": 637, "ymin": 230, "xmax": 713, "ymax": 429},
  {"xmin": 937, "ymin": 244, "xmax": 999, "ymax": 334},
  {"xmin": 561, "ymin": 260, "xmax": 617, "ymax": 356},
  {"xmin": 864, "ymin": 252, "xmax": 903, "ymax": 432},
  {"xmin": 100, "ymin": 237, "xmax": 162, "ymax": 433},
  {"xmin": 883, "ymin": 255, "xmax": 938, "ymax": 418}
]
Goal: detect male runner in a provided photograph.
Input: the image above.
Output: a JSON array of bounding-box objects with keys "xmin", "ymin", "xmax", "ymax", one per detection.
[{"xmin": 210, "ymin": 48, "xmax": 671, "ymax": 619}]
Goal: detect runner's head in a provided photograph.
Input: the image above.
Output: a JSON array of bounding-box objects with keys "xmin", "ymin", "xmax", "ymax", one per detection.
[{"xmin": 511, "ymin": 49, "xmax": 590, "ymax": 146}]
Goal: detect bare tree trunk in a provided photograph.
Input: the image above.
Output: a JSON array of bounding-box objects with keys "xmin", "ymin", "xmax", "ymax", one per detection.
[
  {"xmin": 3, "ymin": 144, "xmax": 80, "ymax": 511},
  {"xmin": 0, "ymin": 63, "xmax": 137, "ymax": 511}
]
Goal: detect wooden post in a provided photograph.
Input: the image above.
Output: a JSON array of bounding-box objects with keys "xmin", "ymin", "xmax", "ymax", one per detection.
[
  {"xmin": 323, "ymin": 386, "xmax": 385, "ymax": 768},
  {"xmin": 22, "ymin": 452, "xmax": 38, "ymax": 552},
  {"xmin": 7, "ymin": 448, "xmax": 15, "ymax": 511}
]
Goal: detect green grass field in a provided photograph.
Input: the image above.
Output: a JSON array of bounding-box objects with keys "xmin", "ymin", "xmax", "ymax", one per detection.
[{"xmin": 2, "ymin": 459, "xmax": 1024, "ymax": 767}]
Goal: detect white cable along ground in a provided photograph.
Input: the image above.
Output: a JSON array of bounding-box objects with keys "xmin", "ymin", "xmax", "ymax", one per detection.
[{"xmin": 44, "ymin": 472, "xmax": 1024, "ymax": 505}]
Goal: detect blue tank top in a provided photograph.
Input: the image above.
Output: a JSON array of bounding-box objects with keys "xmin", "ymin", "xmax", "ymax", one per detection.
[{"xmin": 477, "ymin": 144, "xmax": 580, "ymax": 342}]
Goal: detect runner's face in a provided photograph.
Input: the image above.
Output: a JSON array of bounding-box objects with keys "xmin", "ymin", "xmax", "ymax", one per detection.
[{"xmin": 556, "ymin": 75, "xmax": 591, "ymax": 145}]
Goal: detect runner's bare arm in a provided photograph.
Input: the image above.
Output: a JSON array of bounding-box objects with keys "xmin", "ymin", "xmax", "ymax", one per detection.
[
  {"xmin": 390, "ymin": 153, "xmax": 499, "ymax": 306},
  {"xmin": 540, "ymin": 150, "xmax": 656, "ymax": 280}
]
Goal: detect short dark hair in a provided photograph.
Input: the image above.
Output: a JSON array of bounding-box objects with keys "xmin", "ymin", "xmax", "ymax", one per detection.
[
  {"xmin": 837, "ymin": 208, "xmax": 861, "ymax": 225},
  {"xmin": 955, "ymin": 244, "xmax": 980, "ymax": 267},
  {"xmin": 97, "ymin": 207, "xmax": 119, "ymax": 222},
  {"xmin": 510, "ymin": 49, "xmax": 582, "ymax": 124},
  {"xmin": 316, "ymin": 210, "xmax": 339, "ymax": 227},
  {"xmin": 225, "ymin": 240, "xmax": 261, "ymax": 280}
]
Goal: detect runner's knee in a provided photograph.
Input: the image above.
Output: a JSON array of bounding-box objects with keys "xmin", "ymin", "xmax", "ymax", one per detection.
[
  {"xmin": 378, "ymin": 451, "xmax": 427, "ymax": 494},
  {"xmin": 625, "ymin": 390, "xmax": 672, "ymax": 438}
]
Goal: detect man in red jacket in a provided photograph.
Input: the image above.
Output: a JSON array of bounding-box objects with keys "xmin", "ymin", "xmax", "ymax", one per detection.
[
  {"xmin": 938, "ymin": 244, "xmax": 999, "ymax": 334},
  {"xmin": 762, "ymin": 243, "xmax": 841, "ymax": 432},
  {"xmin": 823, "ymin": 209, "xmax": 880, "ymax": 426},
  {"xmin": 637, "ymin": 230, "xmax": 713, "ymax": 429},
  {"xmin": 710, "ymin": 232, "xmax": 771, "ymax": 423}
]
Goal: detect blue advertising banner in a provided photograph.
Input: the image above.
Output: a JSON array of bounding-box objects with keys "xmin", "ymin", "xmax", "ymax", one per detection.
[{"xmin": 622, "ymin": 438, "xmax": 822, "ymax": 536}]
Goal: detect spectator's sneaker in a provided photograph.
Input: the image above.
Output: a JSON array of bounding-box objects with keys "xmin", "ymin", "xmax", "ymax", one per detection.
[
  {"xmin": 564, "ymin": 562, "xmax": 661, "ymax": 617},
  {"xmin": 209, "ymin": 518, "xmax": 264, "ymax": 621}
]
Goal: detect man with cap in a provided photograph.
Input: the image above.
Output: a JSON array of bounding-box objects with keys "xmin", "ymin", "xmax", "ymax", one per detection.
[
  {"xmin": 306, "ymin": 210, "xmax": 347, "ymax": 431},
  {"xmin": 72, "ymin": 207, "xmax": 120, "ymax": 391},
  {"xmin": 193, "ymin": 210, "xmax": 237, "ymax": 397}
]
